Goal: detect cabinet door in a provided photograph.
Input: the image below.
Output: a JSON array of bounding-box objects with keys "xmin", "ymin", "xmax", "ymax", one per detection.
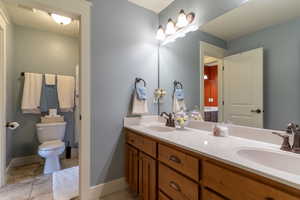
[
  {"xmin": 139, "ymin": 152, "xmax": 157, "ymax": 200},
  {"xmin": 125, "ymin": 144, "xmax": 139, "ymax": 194}
]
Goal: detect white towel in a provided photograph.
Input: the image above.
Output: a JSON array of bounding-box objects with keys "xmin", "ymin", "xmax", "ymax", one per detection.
[
  {"xmin": 132, "ymin": 90, "xmax": 148, "ymax": 115},
  {"xmin": 21, "ymin": 72, "xmax": 43, "ymax": 114},
  {"xmin": 57, "ymin": 75, "xmax": 75, "ymax": 112},
  {"xmin": 172, "ymin": 95, "xmax": 186, "ymax": 113},
  {"xmin": 45, "ymin": 74, "xmax": 56, "ymax": 85}
]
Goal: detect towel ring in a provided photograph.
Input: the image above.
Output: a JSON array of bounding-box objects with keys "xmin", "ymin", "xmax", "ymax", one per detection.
[{"xmin": 135, "ymin": 78, "xmax": 146, "ymax": 89}]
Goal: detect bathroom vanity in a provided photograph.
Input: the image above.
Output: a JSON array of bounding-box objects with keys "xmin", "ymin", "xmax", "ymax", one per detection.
[{"xmin": 124, "ymin": 118, "xmax": 300, "ymax": 200}]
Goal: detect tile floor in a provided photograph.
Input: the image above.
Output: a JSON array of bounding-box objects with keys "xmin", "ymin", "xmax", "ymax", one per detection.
[
  {"xmin": 0, "ymin": 158, "xmax": 78, "ymax": 200},
  {"xmin": 0, "ymin": 157, "xmax": 136, "ymax": 200}
]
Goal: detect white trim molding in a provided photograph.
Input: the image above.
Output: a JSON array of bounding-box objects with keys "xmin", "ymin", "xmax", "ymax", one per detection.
[
  {"xmin": 0, "ymin": 1, "xmax": 8, "ymax": 188},
  {"xmin": 89, "ymin": 178, "xmax": 128, "ymax": 200},
  {"xmin": 1, "ymin": 0, "xmax": 92, "ymax": 199}
]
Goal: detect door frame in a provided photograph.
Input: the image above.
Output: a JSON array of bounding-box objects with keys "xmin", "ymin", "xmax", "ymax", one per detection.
[
  {"xmin": 199, "ymin": 41, "xmax": 226, "ymax": 122},
  {"xmin": 0, "ymin": 1, "xmax": 8, "ymax": 187},
  {"xmin": 1, "ymin": 0, "xmax": 91, "ymax": 199}
]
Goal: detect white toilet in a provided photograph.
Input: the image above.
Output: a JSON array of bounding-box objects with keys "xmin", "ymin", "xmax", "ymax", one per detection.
[{"xmin": 36, "ymin": 122, "xmax": 66, "ymax": 174}]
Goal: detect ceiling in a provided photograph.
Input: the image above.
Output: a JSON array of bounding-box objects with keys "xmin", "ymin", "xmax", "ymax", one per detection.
[
  {"xmin": 4, "ymin": 2, "xmax": 80, "ymax": 37},
  {"xmin": 200, "ymin": 0, "xmax": 300, "ymax": 41},
  {"xmin": 128, "ymin": 0, "xmax": 174, "ymax": 13}
]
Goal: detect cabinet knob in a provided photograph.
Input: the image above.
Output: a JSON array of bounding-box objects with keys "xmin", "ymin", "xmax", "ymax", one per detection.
[
  {"xmin": 169, "ymin": 181, "xmax": 181, "ymax": 192},
  {"xmin": 169, "ymin": 155, "xmax": 181, "ymax": 164}
]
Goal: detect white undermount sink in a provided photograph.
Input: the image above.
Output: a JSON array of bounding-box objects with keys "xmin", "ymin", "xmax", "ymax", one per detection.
[
  {"xmin": 145, "ymin": 125, "xmax": 175, "ymax": 132},
  {"xmin": 237, "ymin": 148, "xmax": 300, "ymax": 176}
]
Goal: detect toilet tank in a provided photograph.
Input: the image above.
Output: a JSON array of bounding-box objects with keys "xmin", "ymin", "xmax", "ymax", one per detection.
[{"xmin": 36, "ymin": 122, "xmax": 67, "ymax": 143}]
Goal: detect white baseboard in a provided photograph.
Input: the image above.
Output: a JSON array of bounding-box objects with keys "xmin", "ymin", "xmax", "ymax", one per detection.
[
  {"xmin": 89, "ymin": 177, "xmax": 128, "ymax": 200},
  {"xmin": 8, "ymin": 155, "xmax": 43, "ymax": 168}
]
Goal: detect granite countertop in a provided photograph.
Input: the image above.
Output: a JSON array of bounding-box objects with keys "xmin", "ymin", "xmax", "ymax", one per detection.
[{"xmin": 124, "ymin": 120, "xmax": 300, "ymax": 190}]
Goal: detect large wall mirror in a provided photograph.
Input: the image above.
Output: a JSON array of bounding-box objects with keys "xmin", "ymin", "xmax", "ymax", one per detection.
[{"xmin": 158, "ymin": 0, "xmax": 300, "ymax": 131}]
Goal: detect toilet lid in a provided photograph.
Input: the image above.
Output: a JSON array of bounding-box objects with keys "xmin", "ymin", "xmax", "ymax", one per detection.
[{"xmin": 39, "ymin": 140, "xmax": 65, "ymax": 151}]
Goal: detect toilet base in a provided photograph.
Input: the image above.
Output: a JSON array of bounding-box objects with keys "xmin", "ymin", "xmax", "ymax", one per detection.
[{"xmin": 44, "ymin": 156, "xmax": 61, "ymax": 174}]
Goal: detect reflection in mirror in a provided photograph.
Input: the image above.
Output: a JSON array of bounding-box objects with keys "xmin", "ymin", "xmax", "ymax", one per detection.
[{"xmin": 158, "ymin": 0, "xmax": 300, "ymax": 130}]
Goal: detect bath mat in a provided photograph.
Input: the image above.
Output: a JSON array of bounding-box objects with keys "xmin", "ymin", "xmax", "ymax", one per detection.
[{"xmin": 53, "ymin": 166, "xmax": 79, "ymax": 200}]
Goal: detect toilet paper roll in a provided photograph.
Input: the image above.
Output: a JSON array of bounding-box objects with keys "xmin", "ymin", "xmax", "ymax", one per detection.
[{"xmin": 6, "ymin": 122, "xmax": 20, "ymax": 130}]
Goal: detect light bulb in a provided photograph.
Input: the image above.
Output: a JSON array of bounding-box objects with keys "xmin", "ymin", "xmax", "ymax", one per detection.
[
  {"xmin": 176, "ymin": 9, "xmax": 188, "ymax": 28},
  {"xmin": 165, "ymin": 18, "xmax": 176, "ymax": 35},
  {"xmin": 51, "ymin": 13, "xmax": 72, "ymax": 25},
  {"xmin": 156, "ymin": 25, "xmax": 165, "ymax": 41},
  {"xmin": 204, "ymin": 75, "xmax": 208, "ymax": 80}
]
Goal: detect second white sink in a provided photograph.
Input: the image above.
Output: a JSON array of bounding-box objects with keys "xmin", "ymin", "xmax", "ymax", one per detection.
[
  {"xmin": 237, "ymin": 148, "xmax": 300, "ymax": 176},
  {"xmin": 145, "ymin": 125, "xmax": 175, "ymax": 132}
]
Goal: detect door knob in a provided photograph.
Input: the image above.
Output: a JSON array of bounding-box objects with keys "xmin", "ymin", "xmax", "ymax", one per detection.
[{"xmin": 251, "ymin": 109, "xmax": 262, "ymax": 114}]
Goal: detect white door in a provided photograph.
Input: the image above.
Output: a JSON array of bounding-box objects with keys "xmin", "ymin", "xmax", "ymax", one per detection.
[{"xmin": 224, "ymin": 48, "xmax": 263, "ymax": 128}]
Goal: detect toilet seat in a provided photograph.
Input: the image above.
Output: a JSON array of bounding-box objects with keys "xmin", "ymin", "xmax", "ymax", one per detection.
[{"xmin": 39, "ymin": 140, "xmax": 65, "ymax": 151}]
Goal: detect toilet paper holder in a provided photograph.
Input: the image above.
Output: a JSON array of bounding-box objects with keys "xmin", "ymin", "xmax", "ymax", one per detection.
[{"xmin": 6, "ymin": 122, "xmax": 20, "ymax": 130}]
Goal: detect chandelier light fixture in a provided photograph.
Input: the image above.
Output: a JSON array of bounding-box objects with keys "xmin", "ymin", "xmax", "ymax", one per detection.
[
  {"xmin": 156, "ymin": 9, "xmax": 198, "ymax": 45},
  {"xmin": 51, "ymin": 13, "xmax": 72, "ymax": 25}
]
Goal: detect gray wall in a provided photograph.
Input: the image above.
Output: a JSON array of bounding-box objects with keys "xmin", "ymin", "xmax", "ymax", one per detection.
[
  {"xmin": 158, "ymin": 0, "xmax": 246, "ymax": 113},
  {"xmin": 12, "ymin": 25, "xmax": 79, "ymax": 158},
  {"xmin": 226, "ymin": 17, "xmax": 300, "ymax": 130},
  {"xmin": 91, "ymin": 0, "xmax": 158, "ymax": 186},
  {"xmin": 6, "ymin": 21, "xmax": 15, "ymax": 166}
]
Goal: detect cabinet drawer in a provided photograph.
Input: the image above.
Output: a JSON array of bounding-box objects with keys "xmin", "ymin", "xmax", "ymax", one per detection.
[
  {"xmin": 203, "ymin": 189, "xmax": 227, "ymax": 200},
  {"xmin": 158, "ymin": 144, "xmax": 199, "ymax": 181},
  {"xmin": 127, "ymin": 131, "xmax": 142, "ymax": 148},
  {"xmin": 159, "ymin": 192, "xmax": 171, "ymax": 200},
  {"xmin": 127, "ymin": 131, "xmax": 157, "ymax": 158},
  {"xmin": 159, "ymin": 163, "xmax": 198, "ymax": 200},
  {"xmin": 203, "ymin": 161, "xmax": 299, "ymax": 200}
]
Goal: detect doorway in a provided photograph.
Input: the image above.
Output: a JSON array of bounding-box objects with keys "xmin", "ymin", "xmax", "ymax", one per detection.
[
  {"xmin": 200, "ymin": 41, "xmax": 225, "ymax": 122},
  {"xmin": 0, "ymin": 0, "xmax": 91, "ymax": 199},
  {"xmin": 203, "ymin": 56, "xmax": 219, "ymax": 122}
]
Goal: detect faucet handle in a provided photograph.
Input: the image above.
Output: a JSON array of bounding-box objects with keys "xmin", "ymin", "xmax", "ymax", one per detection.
[
  {"xmin": 272, "ymin": 132, "xmax": 291, "ymax": 152},
  {"xmin": 286, "ymin": 123, "xmax": 300, "ymax": 134}
]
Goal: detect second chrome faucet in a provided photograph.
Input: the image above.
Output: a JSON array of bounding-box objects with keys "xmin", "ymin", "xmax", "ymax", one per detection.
[{"xmin": 273, "ymin": 123, "xmax": 300, "ymax": 153}]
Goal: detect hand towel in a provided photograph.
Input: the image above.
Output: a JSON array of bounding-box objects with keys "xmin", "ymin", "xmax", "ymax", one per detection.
[
  {"xmin": 40, "ymin": 75, "xmax": 59, "ymax": 113},
  {"xmin": 174, "ymin": 88, "xmax": 184, "ymax": 100},
  {"xmin": 132, "ymin": 89, "xmax": 149, "ymax": 115},
  {"xmin": 45, "ymin": 74, "xmax": 56, "ymax": 85},
  {"xmin": 21, "ymin": 72, "xmax": 43, "ymax": 114},
  {"xmin": 57, "ymin": 75, "xmax": 75, "ymax": 112},
  {"xmin": 172, "ymin": 93, "xmax": 186, "ymax": 113},
  {"xmin": 136, "ymin": 86, "xmax": 147, "ymax": 100}
]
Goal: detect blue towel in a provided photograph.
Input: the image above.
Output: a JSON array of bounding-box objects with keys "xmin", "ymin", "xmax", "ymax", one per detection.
[
  {"xmin": 40, "ymin": 76, "xmax": 59, "ymax": 113},
  {"xmin": 136, "ymin": 86, "xmax": 147, "ymax": 100},
  {"xmin": 174, "ymin": 88, "xmax": 184, "ymax": 100}
]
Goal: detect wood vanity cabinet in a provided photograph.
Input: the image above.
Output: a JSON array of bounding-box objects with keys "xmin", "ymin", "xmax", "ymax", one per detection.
[
  {"xmin": 125, "ymin": 144, "xmax": 139, "ymax": 194},
  {"xmin": 139, "ymin": 152, "xmax": 156, "ymax": 200},
  {"xmin": 125, "ymin": 129, "xmax": 300, "ymax": 200}
]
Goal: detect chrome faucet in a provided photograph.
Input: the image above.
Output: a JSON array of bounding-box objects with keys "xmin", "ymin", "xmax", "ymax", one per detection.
[
  {"xmin": 160, "ymin": 112, "xmax": 175, "ymax": 128},
  {"xmin": 272, "ymin": 123, "xmax": 300, "ymax": 153},
  {"xmin": 286, "ymin": 123, "xmax": 300, "ymax": 153}
]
